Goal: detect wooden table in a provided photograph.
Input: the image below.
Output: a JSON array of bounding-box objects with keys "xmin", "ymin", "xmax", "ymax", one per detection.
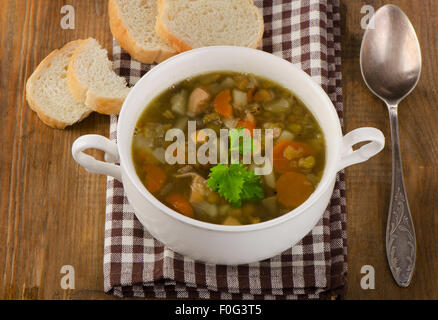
[{"xmin": 1, "ymin": 0, "xmax": 437, "ymax": 300}]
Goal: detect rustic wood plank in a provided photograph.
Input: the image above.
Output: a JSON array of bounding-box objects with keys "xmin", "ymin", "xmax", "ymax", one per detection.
[
  {"xmin": 0, "ymin": 0, "xmax": 112, "ymax": 300},
  {"xmin": 341, "ymin": 0, "xmax": 438, "ymax": 299},
  {"xmin": 1, "ymin": 0, "xmax": 437, "ymax": 300}
]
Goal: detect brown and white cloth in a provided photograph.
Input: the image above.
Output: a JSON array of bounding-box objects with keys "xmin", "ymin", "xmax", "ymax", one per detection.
[{"xmin": 104, "ymin": 0, "xmax": 346, "ymax": 299}]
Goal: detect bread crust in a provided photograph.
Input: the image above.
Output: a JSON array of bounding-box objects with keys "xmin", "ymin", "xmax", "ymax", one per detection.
[
  {"xmin": 155, "ymin": 0, "xmax": 265, "ymax": 52},
  {"xmin": 85, "ymin": 92, "xmax": 126, "ymax": 115},
  {"xmin": 67, "ymin": 38, "xmax": 129, "ymax": 115},
  {"xmin": 155, "ymin": 0, "xmax": 192, "ymax": 52},
  {"xmin": 108, "ymin": 0, "xmax": 177, "ymax": 64},
  {"xmin": 25, "ymin": 40, "xmax": 92, "ymax": 129}
]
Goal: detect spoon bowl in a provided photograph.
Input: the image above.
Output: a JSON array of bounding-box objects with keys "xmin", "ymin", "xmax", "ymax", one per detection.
[{"xmin": 360, "ymin": 4, "xmax": 422, "ymax": 105}]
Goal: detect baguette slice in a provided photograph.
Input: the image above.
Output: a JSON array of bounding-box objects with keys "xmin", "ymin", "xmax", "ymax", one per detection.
[
  {"xmin": 109, "ymin": 0, "xmax": 177, "ymax": 64},
  {"xmin": 67, "ymin": 38, "xmax": 131, "ymax": 115},
  {"xmin": 156, "ymin": 0, "xmax": 264, "ymax": 52},
  {"xmin": 25, "ymin": 40, "xmax": 93, "ymax": 129}
]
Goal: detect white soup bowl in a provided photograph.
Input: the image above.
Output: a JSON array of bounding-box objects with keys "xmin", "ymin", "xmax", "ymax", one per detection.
[{"xmin": 72, "ymin": 47, "xmax": 384, "ymax": 265}]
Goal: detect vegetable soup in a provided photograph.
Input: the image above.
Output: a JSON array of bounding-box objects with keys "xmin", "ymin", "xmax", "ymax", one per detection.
[{"xmin": 132, "ymin": 72, "xmax": 325, "ymax": 225}]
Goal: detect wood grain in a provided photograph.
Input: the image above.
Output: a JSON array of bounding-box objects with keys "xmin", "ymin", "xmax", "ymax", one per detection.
[
  {"xmin": 0, "ymin": 0, "xmax": 437, "ymax": 299},
  {"xmin": 0, "ymin": 0, "xmax": 113, "ymax": 300},
  {"xmin": 341, "ymin": 0, "xmax": 438, "ymax": 299}
]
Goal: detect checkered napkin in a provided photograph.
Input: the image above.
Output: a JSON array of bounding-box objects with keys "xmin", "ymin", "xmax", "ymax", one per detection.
[{"xmin": 104, "ymin": 0, "xmax": 346, "ymax": 299}]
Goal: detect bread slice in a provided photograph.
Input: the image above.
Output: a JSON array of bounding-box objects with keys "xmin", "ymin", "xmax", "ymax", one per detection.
[
  {"xmin": 109, "ymin": 0, "xmax": 177, "ymax": 64},
  {"xmin": 25, "ymin": 40, "xmax": 93, "ymax": 129},
  {"xmin": 67, "ymin": 38, "xmax": 131, "ymax": 115},
  {"xmin": 155, "ymin": 0, "xmax": 264, "ymax": 52}
]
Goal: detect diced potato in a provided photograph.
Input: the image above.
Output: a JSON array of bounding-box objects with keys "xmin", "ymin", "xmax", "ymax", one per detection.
[
  {"xmin": 263, "ymin": 122, "xmax": 284, "ymax": 129},
  {"xmin": 193, "ymin": 201, "xmax": 219, "ymax": 217},
  {"xmin": 171, "ymin": 90, "xmax": 188, "ymax": 115},
  {"xmin": 199, "ymin": 73, "xmax": 221, "ymax": 85},
  {"xmin": 263, "ymin": 170, "xmax": 276, "ymax": 189},
  {"xmin": 219, "ymin": 204, "xmax": 231, "ymax": 216},
  {"xmin": 219, "ymin": 77, "xmax": 235, "ymax": 90},
  {"xmin": 262, "ymin": 196, "xmax": 277, "ymax": 215},
  {"xmin": 278, "ymin": 130, "xmax": 295, "ymax": 142},
  {"xmin": 223, "ymin": 216, "xmax": 241, "ymax": 226},
  {"xmin": 247, "ymin": 74, "xmax": 259, "ymax": 88},
  {"xmin": 232, "ymin": 89, "xmax": 248, "ymax": 108},
  {"xmin": 263, "ymin": 98, "xmax": 290, "ymax": 113}
]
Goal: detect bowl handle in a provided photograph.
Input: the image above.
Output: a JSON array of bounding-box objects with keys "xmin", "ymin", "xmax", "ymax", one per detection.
[
  {"xmin": 338, "ymin": 127, "xmax": 385, "ymax": 171},
  {"xmin": 71, "ymin": 135, "xmax": 122, "ymax": 181}
]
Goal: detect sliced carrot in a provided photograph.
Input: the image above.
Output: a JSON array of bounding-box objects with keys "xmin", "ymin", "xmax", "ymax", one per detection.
[
  {"xmin": 214, "ymin": 90, "xmax": 233, "ymax": 118},
  {"xmin": 276, "ymin": 171, "xmax": 314, "ymax": 208},
  {"xmin": 165, "ymin": 193, "xmax": 194, "ymax": 218},
  {"xmin": 273, "ymin": 141, "xmax": 314, "ymax": 174},
  {"xmin": 237, "ymin": 113, "xmax": 256, "ymax": 136},
  {"xmin": 237, "ymin": 120, "xmax": 255, "ymax": 136},
  {"xmin": 143, "ymin": 164, "xmax": 167, "ymax": 193}
]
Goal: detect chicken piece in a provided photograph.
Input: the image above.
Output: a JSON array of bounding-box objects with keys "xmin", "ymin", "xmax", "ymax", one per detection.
[
  {"xmin": 188, "ymin": 88, "xmax": 210, "ymax": 115},
  {"xmin": 272, "ymin": 127, "xmax": 282, "ymax": 139},
  {"xmin": 176, "ymin": 165, "xmax": 194, "ymax": 174},
  {"xmin": 175, "ymin": 172, "xmax": 210, "ymax": 203},
  {"xmin": 222, "ymin": 216, "xmax": 241, "ymax": 226}
]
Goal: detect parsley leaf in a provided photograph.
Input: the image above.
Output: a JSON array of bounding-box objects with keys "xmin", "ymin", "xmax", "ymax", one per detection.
[
  {"xmin": 207, "ymin": 164, "xmax": 264, "ymax": 207},
  {"xmin": 240, "ymin": 169, "xmax": 265, "ymax": 201}
]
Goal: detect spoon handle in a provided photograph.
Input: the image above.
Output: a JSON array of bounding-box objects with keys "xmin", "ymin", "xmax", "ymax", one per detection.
[{"xmin": 386, "ymin": 105, "xmax": 416, "ymax": 287}]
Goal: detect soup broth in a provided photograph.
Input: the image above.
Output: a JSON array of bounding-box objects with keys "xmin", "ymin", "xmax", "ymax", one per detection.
[{"xmin": 132, "ymin": 72, "xmax": 325, "ymax": 225}]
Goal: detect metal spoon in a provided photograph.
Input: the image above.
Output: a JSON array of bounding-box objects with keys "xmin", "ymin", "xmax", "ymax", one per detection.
[{"xmin": 360, "ymin": 4, "xmax": 421, "ymax": 287}]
